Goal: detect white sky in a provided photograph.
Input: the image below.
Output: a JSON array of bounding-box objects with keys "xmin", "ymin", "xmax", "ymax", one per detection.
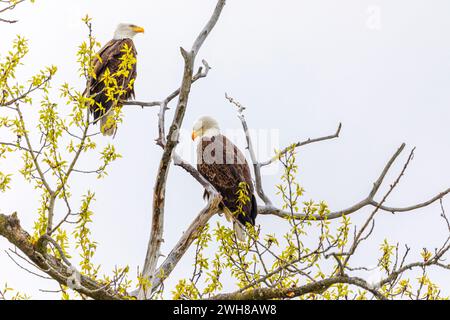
[{"xmin": 1, "ymin": 0, "xmax": 449, "ymax": 299}]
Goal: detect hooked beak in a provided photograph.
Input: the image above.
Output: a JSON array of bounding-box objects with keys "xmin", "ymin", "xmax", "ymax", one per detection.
[
  {"xmin": 191, "ymin": 131, "xmax": 197, "ymax": 141},
  {"xmin": 132, "ymin": 26, "xmax": 145, "ymax": 34}
]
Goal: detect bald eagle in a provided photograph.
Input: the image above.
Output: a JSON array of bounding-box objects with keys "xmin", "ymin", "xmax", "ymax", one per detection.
[
  {"xmin": 85, "ymin": 23, "xmax": 144, "ymax": 136},
  {"xmin": 192, "ymin": 116, "xmax": 258, "ymax": 241}
]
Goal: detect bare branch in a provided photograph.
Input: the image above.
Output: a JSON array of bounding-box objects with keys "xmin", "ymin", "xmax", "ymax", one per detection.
[
  {"xmin": 340, "ymin": 147, "xmax": 416, "ymax": 267},
  {"xmin": 0, "ymin": 0, "xmax": 25, "ymax": 24},
  {"xmin": 122, "ymin": 60, "xmax": 210, "ymax": 111},
  {"xmin": 226, "ymin": 93, "xmax": 342, "ymax": 208},
  {"xmin": 137, "ymin": 0, "xmax": 226, "ymax": 299},
  {"xmin": 0, "ymin": 17, "xmax": 17, "ymax": 23},
  {"xmin": 260, "ymin": 123, "xmax": 342, "ymax": 167},
  {"xmin": 5, "ymin": 250, "xmax": 52, "ymax": 280},
  {"xmin": 257, "ymin": 143, "xmax": 449, "ymax": 222},
  {"xmin": 226, "ymin": 93, "xmax": 273, "ymax": 205},
  {"xmin": 143, "ymin": 191, "xmax": 222, "ymax": 296},
  {"xmin": 0, "ymin": 0, "xmax": 25, "ymax": 14}
]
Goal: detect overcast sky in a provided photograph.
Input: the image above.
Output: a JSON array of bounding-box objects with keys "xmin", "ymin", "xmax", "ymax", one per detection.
[{"xmin": 1, "ymin": 0, "xmax": 449, "ymax": 299}]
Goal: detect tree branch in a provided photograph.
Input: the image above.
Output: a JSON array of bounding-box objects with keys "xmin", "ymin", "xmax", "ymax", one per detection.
[
  {"xmin": 258, "ymin": 143, "xmax": 449, "ymax": 221},
  {"xmin": 137, "ymin": 0, "xmax": 226, "ymax": 299},
  {"xmin": 226, "ymin": 94, "xmax": 342, "ymax": 209},
  {"xmin": 0, "ymin": 0, "xmax": 25, "ymax": 24},
  {"xmin": 260, "ymin": 123, "xmax": 342, "ymax": 167},
  {"xmin": 122, "ymin": 60, "xmax": 210, "ymax": 111},
  {"xmin": 209, "ymin": 276, "xmax": 385, "ymax": 300},
  {"xmin": 146, "ymin": 190, "xmax": 222, "ymax": 295},
  {"xmin": 0, "ymin": 212, "xmax": 121, "ymax": 300}
]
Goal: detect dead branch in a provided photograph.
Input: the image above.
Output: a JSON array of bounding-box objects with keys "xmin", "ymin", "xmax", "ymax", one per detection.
[
  {"xmin": 227, "ymin": 94, "xmax": 448, "ymax": 224},
  {"xmin": 340, "ymin": 147, "xmax": 416, "ymax": 267},
  {"xmin": 122, "ymin": 59, "xmax": 210, "ymax": 111},
  {"xmin": 137, "ymin": 0, "xmax": 226, "ymax": 299},
  {"xmin": 146, "ymin": 190, "xmax": 222, "ymax": 295}
]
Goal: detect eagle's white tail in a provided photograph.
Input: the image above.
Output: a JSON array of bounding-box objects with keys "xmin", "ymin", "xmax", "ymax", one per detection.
[
  {"xmin": 233, "ymin": 221, "xmax": 246, "ymax": 242},
  {"xmin": 223, "ymin": 207, "xmax": 246, "ymax": 242},
  {"xmin": 100, "ymin": 116, "xmax": 116, "ymax": 136}
]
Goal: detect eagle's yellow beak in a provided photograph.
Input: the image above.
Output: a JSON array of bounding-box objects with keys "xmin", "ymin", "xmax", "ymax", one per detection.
[
  {"xmin": 191, "ymin": 131, "xmax": 197, "ymax": 141},
  {"xmin": 132, "ymin": 26, "xmax": 145, "ymax": 34}
]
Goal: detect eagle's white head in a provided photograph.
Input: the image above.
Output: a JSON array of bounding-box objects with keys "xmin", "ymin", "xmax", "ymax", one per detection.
[
  {"xmin": 192, "ymin": 116, "xmax": 221, "ymax": 140},
  {"xmin": 113, "ymin": 23, "xmax": 145, "ymax": 40}
]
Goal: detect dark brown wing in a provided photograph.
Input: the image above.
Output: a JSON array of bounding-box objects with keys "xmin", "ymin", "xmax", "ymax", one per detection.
[
  {"xmin": 197, "ymin": 134, "xmax": 257, "ymax": 226},
  {"xmin": 85, "ymin": 39, "xmax": 137, "ymax": 123}
]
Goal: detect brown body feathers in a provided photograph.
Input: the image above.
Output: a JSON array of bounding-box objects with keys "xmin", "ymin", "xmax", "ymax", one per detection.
[
  {"xmin": 85, "ymin": 39, "xmax": 137, "ymax": 136},
  {"xmin": 197, "ymin": 134, "xmax": 258, "ymax": 238}
]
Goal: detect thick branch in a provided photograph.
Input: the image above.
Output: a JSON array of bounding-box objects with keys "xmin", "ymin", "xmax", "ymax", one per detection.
[
  {"xmin": 138, "ymin": 0, "xmax": 226, "ymax": 299},
  {"xmin": 148, "ymin": 191, "xmax": 222, "ymax": 294},
  {"xmin": 0, "ymin": 213, "xmax": 121, "ymax": 300},
  {"xmin": 209, "ymin": 276, "xmax": 385, "ymax": 300}
]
